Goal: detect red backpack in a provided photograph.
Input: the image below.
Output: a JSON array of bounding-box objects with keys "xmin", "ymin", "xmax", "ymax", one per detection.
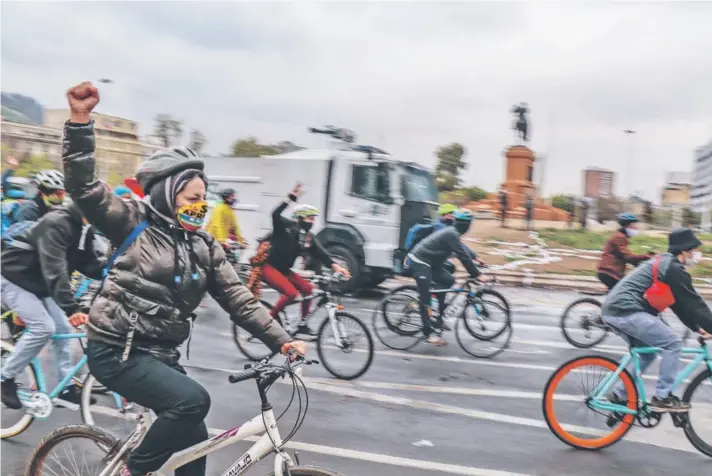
[{"xmin": 644, "ymin": 256, "xmax": 676, "ymax": 312}]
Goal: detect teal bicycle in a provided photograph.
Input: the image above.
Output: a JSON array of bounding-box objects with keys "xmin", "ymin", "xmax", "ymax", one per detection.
[
  {"xmin": 1, "ymin": 308, "xmax": 133, "ymax": 439},
  {"xmin": 542, "ymin": 335, "xmax": 712, "ymax": 456}
]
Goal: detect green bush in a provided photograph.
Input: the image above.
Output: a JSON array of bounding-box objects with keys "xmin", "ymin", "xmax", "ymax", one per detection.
[{"xmin": 461, "ymin": 186, "xmax": 488, "ymax": 202}]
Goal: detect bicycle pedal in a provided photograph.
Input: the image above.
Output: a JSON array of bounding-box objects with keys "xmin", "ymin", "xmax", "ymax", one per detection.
[
  {"xmin": 671, "ymin": 413, "xmax": 690, "ymax": 429},
  {"xmin": 606, "ymin": 413, "xmax": 623, "ymax": 428}
]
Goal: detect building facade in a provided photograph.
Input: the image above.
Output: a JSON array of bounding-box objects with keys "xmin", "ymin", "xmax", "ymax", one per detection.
[
  {"xmin": 1, "ymin": 119, "xmax": 62, "ymax": 167},
  {"xmin": 44, "ymin": 109, "xmax": 148, "ymax": 185},
  {"xmin": 583, "ymin": 167, "xmax": 615, "ymax": 199},
  {"xmin": 661, "ymin": 171, "xmax": 691, "ymax": 209},
  {"xmin": 691, "ymin": 139, "xmax": 712, "ymax": 231}
]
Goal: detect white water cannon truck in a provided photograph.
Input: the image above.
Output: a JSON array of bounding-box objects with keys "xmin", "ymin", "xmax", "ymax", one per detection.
[{"xmin": 203, "ymin": 126, "xmax": 439, "ymax": 292}]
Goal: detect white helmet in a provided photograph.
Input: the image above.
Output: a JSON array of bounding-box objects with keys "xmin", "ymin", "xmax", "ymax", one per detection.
[
  {"xmin": 34, "ymin": 170, "xmax": 65, "ymax": 192},
  {"xmin": 293, "ymin": 204, "xmax": 319, "ymax": 219}
]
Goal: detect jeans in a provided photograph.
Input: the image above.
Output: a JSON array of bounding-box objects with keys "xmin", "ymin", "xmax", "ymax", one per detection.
[
  {"xmin": 410, "ymin": 261, "xmax": 454, "ymax": 337},
  {"xmin": 603, "ymin": 312, "xmax": 682, "ymax": 399},
  {"xmin": 0, "ymin": 276, "xmax": 73, "ymax": 382},
  {"xmin": 87, "ymin": 341, "xmax": 210, "ymax": 476}
]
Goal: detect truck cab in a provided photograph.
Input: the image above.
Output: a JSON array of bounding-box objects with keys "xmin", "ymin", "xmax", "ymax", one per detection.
[{"xmin": 203, "ymin": 126, "xmax": 438, "ymax": 291}]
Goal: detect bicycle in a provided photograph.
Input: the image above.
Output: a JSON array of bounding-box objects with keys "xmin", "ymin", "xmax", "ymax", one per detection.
[
  {"xmin": 373, "ymin": 277, "xmax": 512, "ymax": 358},
  {"xmin": 26, "ymin": 352, "xmax": 346, "ymax": 476},
  {"xmin": 542, "ymin": 335, "xmax": 712, "ymax": 456},
  {"xmin": 560, "ymin": 291, "xmax": 692, "ymax": 348},
  {"xmin": 225, "ymin": 238, "xmax": 253, "ymax": 283},
  {"xmin": 0, "ymin": 313, "xmax": 128, "ymax": 439},
  {"xmin": 233, "ymin": 273, "xmax": 374, "ymax": 380}
]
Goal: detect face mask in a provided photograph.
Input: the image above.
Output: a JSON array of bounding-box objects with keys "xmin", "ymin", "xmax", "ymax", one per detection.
[
  {"xmin": 685, "ymin": 250, "xmax": 702, "ymax": 267},
  {"xmin": 300, "ymin": 221, "xmax": 313, "ymax": 232},
  {"xmin": 225, "ymin": 197, "xmax": 236, "ymax": 205},
  {"xmin": 454, "ymin": 220, "xmax": 471, "ymax": 235},
  {"xmin": 46, "ymin": 194, "xmax": 65, "ymax": 206},
  {"xmin": 176, "ymin": 201, "xmax": 208, "ymax": 232},
  {"xmin": 627, "ymin": 228, "xmax": 640, "ymax": 237}
]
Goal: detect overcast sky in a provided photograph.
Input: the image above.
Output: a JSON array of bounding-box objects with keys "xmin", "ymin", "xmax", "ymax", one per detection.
[{"xmin": 3, "ymin": 1, "xmax": 712, "ymax": 202}]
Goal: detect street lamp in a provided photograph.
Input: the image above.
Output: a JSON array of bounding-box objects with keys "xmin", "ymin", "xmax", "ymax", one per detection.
[{"xmin": 623, "ymin": 129, "xmax": 636, "ymax": 211}]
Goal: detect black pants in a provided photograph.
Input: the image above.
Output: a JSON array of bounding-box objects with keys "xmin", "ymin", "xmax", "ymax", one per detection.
[
  {"xmin": 410, "ymin": 261, "xmax": 455, "ymax": 337},
  {"xmin": 87, "ymin": 341, "xmax": 210, "ymax": 476},
  {"xmin": 597, "ymin": 272, "xmax": 619, "ymax": 291}
]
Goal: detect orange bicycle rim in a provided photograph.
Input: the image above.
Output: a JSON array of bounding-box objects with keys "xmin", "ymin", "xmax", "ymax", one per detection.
[{"xmin": 544, "ymin": 356, "xmax": 636, "ymax": 449}]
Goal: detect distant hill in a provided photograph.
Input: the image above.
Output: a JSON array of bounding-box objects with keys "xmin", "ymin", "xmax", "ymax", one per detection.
[{"xmin": 1, "ymin": 93, "xmax": 43, "ymax": 124}]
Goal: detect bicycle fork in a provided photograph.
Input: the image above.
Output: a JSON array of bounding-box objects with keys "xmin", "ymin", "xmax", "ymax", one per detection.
[{"xmin": 326, "ymin": 304, "xmax": 346, "ymax": 349}]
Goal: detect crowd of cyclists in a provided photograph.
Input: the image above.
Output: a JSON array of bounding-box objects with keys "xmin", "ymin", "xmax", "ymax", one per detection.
[{"xmin": 0, "ymin": 80, "xmax": 711, "ymax": 474}]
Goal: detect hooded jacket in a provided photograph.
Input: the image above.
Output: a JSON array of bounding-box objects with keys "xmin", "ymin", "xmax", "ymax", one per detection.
[
  {"xmin": 602, "ymin": 253, "xmax": 712, "ymax": 333},
  {"xmin": 62, "ymin": 120, "xmax": 291, "ymax": 355},
  {"xmin": 1, "ymin": 202, "xmax": 105, "ymax": 315}
]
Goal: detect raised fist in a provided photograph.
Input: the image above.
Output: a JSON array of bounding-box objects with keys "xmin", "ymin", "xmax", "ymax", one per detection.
[{"xmin": 66, "ymin": 81, "xmax": 100, "ymax": 123}]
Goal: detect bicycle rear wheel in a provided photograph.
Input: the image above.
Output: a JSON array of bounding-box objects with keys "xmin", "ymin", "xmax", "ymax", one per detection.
[
  {"xmin": 380, "ymin": 285, "xmax": 422, "ymax": 337},
  {"xmin": 233, "ymin": 300, "xmax": 289, "ymax": 361},
  {"xmin": 371, "ymin": 299, "xmax": 422, "ymax": 351},
  {"xmin": 560, "ymin": 298, "xmax": 609, "ymax": 349},
  {"xmin": 25, "ymin": 424, "xmax": 125, "ymax": 476},
  {"xmin": 317, "ymin": 311, "xmax": 374, "ymax": 380},
  {"xmin": 682, "ymin": 368, "xmax": 712, "ymax": 457},
  {"xmin": 542, "ymin": 355, "xmax": 637, "ymax": 450},
  {"xmin": 0, "ymin": 340, "xmax": 38, "ymax": 439}
]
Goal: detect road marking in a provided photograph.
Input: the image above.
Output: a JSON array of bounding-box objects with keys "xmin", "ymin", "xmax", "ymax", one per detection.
[{"xmin": 204, "ymin": 430, "xmax": 535, "ymax": 476}]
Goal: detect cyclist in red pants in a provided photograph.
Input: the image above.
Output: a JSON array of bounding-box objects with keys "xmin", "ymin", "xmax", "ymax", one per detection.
[{"xmin": 263, "ymin": 183, "xmax": 349, "ymax": 335}]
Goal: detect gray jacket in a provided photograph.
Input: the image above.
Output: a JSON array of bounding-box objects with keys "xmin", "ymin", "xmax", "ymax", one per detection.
[
  {"xmin": 62, "ymin": 121, "xmax": 291, "ymax": 355},
  {"xmin": 602, "ymin": 253, "xmax": 712, "ymax": 333},
  {"xmin": 410, "ymin": 227, "xmax": 480, "ymax": 277}
]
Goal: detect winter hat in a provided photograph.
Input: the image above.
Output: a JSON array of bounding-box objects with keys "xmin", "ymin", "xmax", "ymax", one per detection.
[
  {"xmin": 148, "ymin": 169, "xmax": 207, "ymax": 218},
  {"xmin": 668, "ymin": 228, "xmax": 703, "ymax": 255}
]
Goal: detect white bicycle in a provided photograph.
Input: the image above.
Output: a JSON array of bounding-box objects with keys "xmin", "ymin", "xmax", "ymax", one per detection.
[{"xmin": 26, "ymin": 352, "xmax": 345, "ymax": 476}]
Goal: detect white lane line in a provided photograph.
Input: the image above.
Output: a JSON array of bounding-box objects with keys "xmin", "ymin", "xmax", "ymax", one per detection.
[
  {"xmin": 204, "ymin": 430, "xmax": 534, "ymax": 476},
  {"xmin": 183, "ymin": 363, "xmax": 700, "ymax": 454}
]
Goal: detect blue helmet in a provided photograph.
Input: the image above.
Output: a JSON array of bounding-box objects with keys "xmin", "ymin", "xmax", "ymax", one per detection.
[
  {"xmin": 6, "ymin": 189, "xmax": 25, "ymax": 199},
  {"xmin": 617, "ymin": 212, "xmax": 639, "ymax": 226},
  {"xmin": 452, "ymin": 208, "xmax": 474, "ymax": 235}
]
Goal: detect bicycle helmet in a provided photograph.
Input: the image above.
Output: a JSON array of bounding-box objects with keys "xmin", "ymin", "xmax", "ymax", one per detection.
[
  {"xmin": 34, "ymin": 170, "xmax": 65, "ymax": 192},
  {"xmin": 6, "ymin": 189, "xmax": 25, "ymax": 199},
  {"xmin": 220, "ymin": 187, "xmax": 236, "ymax": 199},
  {"xmin": 452, "ymin": 208, "xmax": 474, "ymax": 235},
  {"xmin": 293, "ymin": 204, "xmax": 319, "ymax": 219},
  {"xmin": 136, "ymin": 147, "xmax": 204, "ymax": 192},
  {"xmin": 438, "ymin": 203, "xmax": 457, "ymax": 216},
  {"xmin": 617, "ymin": 212, "xmax": 639, "ymax": 227}
]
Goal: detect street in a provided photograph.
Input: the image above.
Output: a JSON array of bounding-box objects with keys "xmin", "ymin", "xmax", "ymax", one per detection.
[{"xmin": 2, "ymin": 285, "xmax": 711, "ymax": 476}]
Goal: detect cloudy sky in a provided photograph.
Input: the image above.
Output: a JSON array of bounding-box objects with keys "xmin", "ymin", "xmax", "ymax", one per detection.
[{"xmin": 3, "ymin": 1, "xmax": 712, "ymax": 202}]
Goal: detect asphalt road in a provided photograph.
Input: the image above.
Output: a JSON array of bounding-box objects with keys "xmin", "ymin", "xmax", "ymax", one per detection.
[{"xmin": 2, "ymin": 285, "xmax": 711, "ymax": 476}]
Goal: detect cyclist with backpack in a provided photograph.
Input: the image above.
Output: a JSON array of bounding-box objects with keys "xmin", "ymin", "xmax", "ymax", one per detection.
[
  {"xmin": 597, "ymin": 212, "xmax": 652, "ymax": 291},
  {"xmin": 0, "ymin": 201, "xmax": 104, "ymax": 409},
  {"xmin": 407, "ymin": 209, "xmax": 485, "ymax": 346},
  {"xmin": 13, "ymin": 169, "xmax": 66, "ymax": 222},
  {"xmin": 63, "ymin": 81, "xmax": 302, "ymax": 476},
  {"xmin": 602, "ymin": 228, "xmax": 712, "ymax": 412}
]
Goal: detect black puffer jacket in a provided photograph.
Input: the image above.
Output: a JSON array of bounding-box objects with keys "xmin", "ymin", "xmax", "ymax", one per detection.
[
  {"xmin": 62, "ymin": 121, "xmax": 291, "ymax": 355},
  {"xmin": 1, "ymin": 202, "xmax": 105, "ymax": 315}
]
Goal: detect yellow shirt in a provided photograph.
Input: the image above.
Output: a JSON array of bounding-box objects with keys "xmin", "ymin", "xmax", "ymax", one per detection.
[{"xmin": 205, "ymin": 202, "xmax": 244, "ymax": 243}]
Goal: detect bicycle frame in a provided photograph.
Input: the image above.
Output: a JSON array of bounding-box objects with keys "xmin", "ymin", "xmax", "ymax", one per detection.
[{"xmin": 589, "ymin": 343, "xmax": 712, "ymax": 415}]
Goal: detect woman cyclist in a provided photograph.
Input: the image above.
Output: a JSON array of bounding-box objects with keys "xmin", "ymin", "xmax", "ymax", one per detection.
[
  {"xmin": 262, "ymin": 184, "xmax": 349, "ymax": 336},
  {"xmin": 63, "ymin": 81, "xmax": 304, "ymax": 476},
  {"xmin": 597, "ymin": 212, "xmax": 652, "ymax": 290}
]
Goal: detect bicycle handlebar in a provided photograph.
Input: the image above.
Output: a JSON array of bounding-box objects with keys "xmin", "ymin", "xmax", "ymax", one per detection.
[{"xmin": 228, "ymin": 351, "xmax": 318, "ymax": 385}]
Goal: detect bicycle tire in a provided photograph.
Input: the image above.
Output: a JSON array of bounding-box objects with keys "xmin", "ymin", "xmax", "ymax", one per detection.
[
  {"xmin": 266, "ymin": 465, "xmax": 347, "ymax": 476},
  {"xmin": 560, "ymin": 298, "xmax": 609, "ymax": 349},
  {"xmin": 317, "ymin": 311, "xmax": 374, "ymax": 380},
  {"xmin": 475, "ymin": 288, "xmax": 511, "ymax": 317},
  {"xmin": 380, "ymin": 285, "xmax": 422, "ymax": 337},
  {"xmin": 233, "ymin": 300, "xmax": 289, "ymax": 361},
  {"xmin": 25, "ymin": 424, "xmax": 124, "ymax": 476},
  {"xmin": 682, "ymin": 368, "xmax": 712, "ymax": 457},
  {"xmin": 0, "ymin": 339, "xmax": 38, "ymax": 439},
  {"xmin": 542, "ymin": 355, "xmax": 637, "ymax": 450},
  {"xmin": 455, "ymin": 301, "xmax": 512, "ymax": 358},
  {"xmin": 462, "ymin": 298, "xmax": 511, "ymax": 342},
  {"xmin": 371, "ymin": 304, "xmax": 422, "ymax": 351}
]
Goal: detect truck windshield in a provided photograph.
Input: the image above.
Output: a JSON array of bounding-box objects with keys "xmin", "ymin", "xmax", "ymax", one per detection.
[{"xmin": 402, "ymin": 167, "xmax": 437, "ymax": 202}]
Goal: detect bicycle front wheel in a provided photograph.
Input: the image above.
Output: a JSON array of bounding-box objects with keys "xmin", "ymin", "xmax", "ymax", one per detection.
[
  {"xmin": 26, "ymin": 424, "xmax": 124, "ymax": 476},
  {"xmin": 317, "ymin": 311, "xmax": 374, "ymax": 380},
  {"xmin": 1, "ymin": 339, "xmax": 37, "ymax": 439},
  {"xmin": 682, "ymin": 368, "xmax": 712, "ymax": 457},
  {"xmin": 455, "ymin": 301, "xmax": 512, "ymax": 358},
  {"xmin": 560, "ymin": 298, "xmax": 608, "ymax": 349}
]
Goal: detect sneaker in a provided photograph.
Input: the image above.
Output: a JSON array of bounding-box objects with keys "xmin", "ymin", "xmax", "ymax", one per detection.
[
  {"xmin": 650, "ymin": 394, "xmax": 691, "ymax": 413},
  {"xmin": 1, "ymin": 378, "xmax": 22, "ymax": 409},
  {"xmin": 295, "ymin": 323, "xmax": 318, "ymax": 338},
  {"xmin": 426, "ymin": 335, "xmax": 447, "ymax": 346},
  {"xmin": 58, "ymin": 384, "xmax": 96, "ymax": 406}
]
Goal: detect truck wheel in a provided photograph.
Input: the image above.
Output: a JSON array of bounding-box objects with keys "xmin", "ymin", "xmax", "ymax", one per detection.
[{"xmin": 327, "ymin": 245, "xmax": 361, "ymax": 293}]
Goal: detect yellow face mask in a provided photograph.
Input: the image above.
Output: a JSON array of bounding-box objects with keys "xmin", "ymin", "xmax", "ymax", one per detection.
[{"xmin": 176, "ymin": 201, "xmax": 208, "ymax": 232}]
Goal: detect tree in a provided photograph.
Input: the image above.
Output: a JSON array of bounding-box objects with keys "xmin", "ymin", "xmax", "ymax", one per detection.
[
  {"xmin": 13, "ymin": 153, "xmax": 56, "ymax": 178},
  {"xmin": 188, "ymin": 129, "xmax": 207, "ymax": 154},
  {"xmin": 230, "ymin": 136, "xmax": 280, "ymax": 157},
  {"xmin": 434, "ymin": 143, "xmax": 467, "ymax": 192},
  {"xmin": 642, "ymin": 201, "xmax": 654, "ymax": 224},
  {"xmin": 682, "ymin": 207, "xmax": 700, "ymax": 227},
  {"xmin": 153, "ymin": 114, "xmax": 184, "ymax": 148},
  {"xmin": 550, "ymin": 194, "xmax": 573, "ymax": 212},
  {"xmin": 461, "ymin": 186, "xmax": 488, "ymax": 202}
]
